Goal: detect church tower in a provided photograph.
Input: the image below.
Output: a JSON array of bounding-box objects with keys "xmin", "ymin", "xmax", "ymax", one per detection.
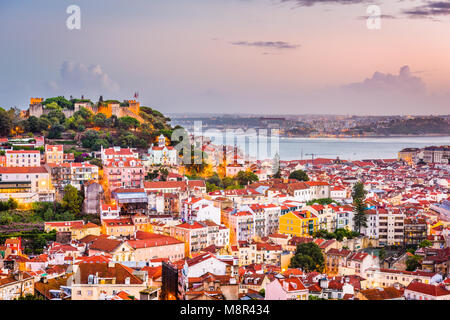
[{"xmin": 158, "ymin": 134, "xmax": 166, "ymax": 147}]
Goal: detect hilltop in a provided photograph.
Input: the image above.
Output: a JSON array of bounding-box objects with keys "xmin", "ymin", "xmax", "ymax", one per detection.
[{"xmin": 0, "ymin": 96, "xmax": 181, "ymax": 152}]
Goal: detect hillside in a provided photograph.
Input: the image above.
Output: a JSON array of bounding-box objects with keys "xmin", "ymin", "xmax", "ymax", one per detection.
[
  {"xmin": 1, "ymin": 96, "xmax": 179, "ymax": 152},
  {"xmin": 354, "ymin": 116, "xmax": 450, "ymax": 136}
]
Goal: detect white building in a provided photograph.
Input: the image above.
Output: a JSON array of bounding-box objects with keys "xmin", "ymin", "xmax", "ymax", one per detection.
[
  {"xmin": 306, "ymin": 181, "xmax": 331, "ymax": 199},
  {"xmin": 182, "ymin": 198, "xmax": 221, "ymax": 225},
  {"xmin": 100, "ymin": 146, "xmax": 138, "ymax": 165},
  {"xmin": 0, "ymin": 166, "xmax": 54, "ymax": 202},
  {"xmin": 362, "ymin": 209, "xmax": 379, "ymax": 239},
  {"xmin": 6, "ymin": 150, "xmax": 40, "ymax": 167},
  {"xmin": 404, "ymin": 282, "xmax": 450, "ymax": 300},
  {"xmin": 289, "ymin": 182, "xmax": 313, "ymax": 203},
  {"xmin": 330, "ymin": 186, "xmax": 347, "ymax": 200},
  {"xmin": 365, "ymin": 268, "xmax": 437, "ymax": 289},
  {"xmin": 100, "ymin": 201, "xmax": 120, "ymax": 220},
  {"xmin": 69, "ymin": 162, "xmax": 99, "ymax": 190},
  {"xmin": 377, "ymin": 208, "xmax": 405, "ymax": 246},
  {"xmin": 148, "ymin": 135, "xmax": 177, "ymax": 166},
  {"xmin": 184, "ymin": 253, "xmax": 231, "ymax": 278}
]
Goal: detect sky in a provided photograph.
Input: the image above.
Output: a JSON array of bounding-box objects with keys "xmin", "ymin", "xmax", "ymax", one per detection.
[{"xmin": 0, "ymin": 0, "xmax": 450, "ymax": 115}]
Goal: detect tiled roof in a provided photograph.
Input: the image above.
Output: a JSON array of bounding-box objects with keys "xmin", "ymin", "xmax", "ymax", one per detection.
[
  {"xmin": 279, "ymin": 278, "xmax": 307, "ymax": 292},
  {"xmin": 406, "ymin": 282, "xmax": 450, "ymax": 297},
  {"xmin": 0, "ymin": 166, "xmax": 48, "ymax": 174},
  {"xmin": 127, "ymin": 235, "xmax": 182, "ymax": 249},
  {"xmin": 89, "ymin": 238, "xmax": 123, "ymax": 253},
  {"xmin": 77, "ymin": 262, "xmax": 143, "ymax": 285},
  {"xmin": 360, "ymin": 287, "xmax": 404, "ymax": 300}
]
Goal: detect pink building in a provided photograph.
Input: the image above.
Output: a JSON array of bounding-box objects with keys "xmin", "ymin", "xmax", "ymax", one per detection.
[
  {"xmin": 126, "ymin": 234, "xmax": 185, "ymax": 262},
  {"xmin": 101, "ymin": 146, "xmax": 138, "ymax": 164},
  {"xmin": 265, "ymin": 277, "xmax": 309, "ymax": 300},
  {"xmin": 104, "ymin": 157, "xmax": 144, "ymax": 191}
]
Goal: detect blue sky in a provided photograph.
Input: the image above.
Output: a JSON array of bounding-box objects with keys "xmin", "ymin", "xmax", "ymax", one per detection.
[{"xmin": 1, "ymin": 0, "xmax": 450, "ymax": 115}]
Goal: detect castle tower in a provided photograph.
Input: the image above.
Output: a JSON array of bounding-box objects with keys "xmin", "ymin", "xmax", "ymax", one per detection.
[
  {"xmin": 158, "ymin": 134, "xmax": 166, "ymax": 147},
  {"xmin": 28, "ymin": 98, "xmax": 44, "ymax": 118},
  {"xmin": 125, "ymin": 100, "xmax": 140, "ymax": 115}
]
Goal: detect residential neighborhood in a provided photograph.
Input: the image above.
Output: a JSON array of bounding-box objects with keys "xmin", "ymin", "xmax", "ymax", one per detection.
[{"xmin": 0, "ymin": 98, "xmax": 448, "ymax": 301}]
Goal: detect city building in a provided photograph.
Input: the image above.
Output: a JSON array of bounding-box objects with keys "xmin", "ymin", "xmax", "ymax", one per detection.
[
  {"xmin": 148, "ymin": 134, "xmax": 177, "ymax": 166},
  {"xmin": 0, "ymin": 166, "xmax": 54, "ymax": 202},
  {"xmin": 5, "ymin": 150, "xmax": 40, "ymax": 167}
]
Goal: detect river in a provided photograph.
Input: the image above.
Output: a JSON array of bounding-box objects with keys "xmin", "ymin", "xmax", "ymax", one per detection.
[{"xmin": 202, "ymin": 133, "xmax": 450, "ymax": 161}]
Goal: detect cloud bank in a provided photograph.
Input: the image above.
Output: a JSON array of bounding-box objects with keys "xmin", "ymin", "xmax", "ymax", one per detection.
[
  {"xmin": 49, "ymin": 61, "xmax": 120, "ymax": 98},
  {"xmin": 343, "ymin": 65, "xmax": 426, "ymax": 95},
  {"xmin": 403, "ymin": 1, "xmax": 450, "ymax": 18}
]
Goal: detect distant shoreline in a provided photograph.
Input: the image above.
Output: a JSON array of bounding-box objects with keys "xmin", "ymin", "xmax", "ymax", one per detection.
[{"xmin": 279, "ymin": 134, "xmax": 450, "ymax": 139}]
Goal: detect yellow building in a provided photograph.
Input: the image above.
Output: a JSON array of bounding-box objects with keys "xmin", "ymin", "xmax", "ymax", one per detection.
[
  {"xmin": 132, "ymin": 214, "xmax": 152, "ymax": 233},
  {"xmin": 279, "ymin": 210, "xmax": 319, "ymax": 237},
  {"xmin": 71, "ymin": 222, "xmax": 101, "ymax": 240},
  {"xmin": 101, "ymin": 217, "xmax": 135, "ymax": 237},
  {"xmin": 44, "ymin": 220, "xmax": 85, "ymax": 233},
  {"xmin": 45, "ymin": 145, "xmax": 64, "ymax": 165},
  {"xmin": 398, "ymin": 148, "xmax": 419, "ymax": 165}
]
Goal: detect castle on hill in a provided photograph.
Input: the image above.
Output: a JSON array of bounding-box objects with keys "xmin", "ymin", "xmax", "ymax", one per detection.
[{"xmin": 24, "ymin": 98, "xmax": 142, "ymax": 121}]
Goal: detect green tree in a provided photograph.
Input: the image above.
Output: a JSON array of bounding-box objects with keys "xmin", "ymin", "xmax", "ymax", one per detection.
[
  {"xmin": 81, "ymin": 130, "xmax": 99, "ymax": 149},
  {"xmin": 42, "ymin": 96, "xmax": 73, "ymax": 109},
  {"xmin": 272, "ymin": 169, "xmax": 281, "ymax": 179},
  {"xmin": 74, "ymin": 107, "xmax": 94, "ymax": 121},
  {"xmin": 236, "ymin": 171, "xmax": 259, "ymax": 186},
  {"xmin": 306, "ymin": 198, "xmax": 337, "ymax": 206},
  {"xmin": 47, "ymin": 124, "xmax": 65, "ymax": 139},
  {"xmin": 93, "ymin": 113, "xmax": 108, "ymax": 127},
  {"xmin": 206, "ymin": 182, "xmax": 220, "ymax": 192},
  {"xmin": 89, "ymin": 158, "xmax": 103, "ymax": 169},
  {"xmin": 24, "ymin": 116, "xmax": 40, "ymax": 133},
  {"xmin": 38, "ymin": 117, "xmax": 51, "ymax": 131},
  {"xmin": 92, "ymin": 139, "xmax": 110, "ymax": 151},
  {"xmin": 43, "ymin": 208, "xmax": 54, "ymax": 221},
  {"xmin": 418, "ymin": 239, "xmax": 432, "ymax": 248},
  {"xmin": 44, "ymin": 102, "xmax": 62, "ymax": 111},
  {"xmin": 17, "ymin": 294, "xmax": 44, "ymax": 300},
  {"xmin": 379, "ymin": 248, "xmax": 386, "ymax": 261},
  {"xmin": 313, "ymin": 229, "xmax": 333, "ymax": 240},
  {"xmin": 406, "ymin": 255, "xmax": 422, "ymax": 271},
  {"xmin": 0, "ymin": 108, "xmax": 13, "ymax": 136},
  {"xmin": 46, "ymin": 110, "xmax": 66, "ymax": 124},
  {"xmin": 61, "ymin": 185, "xmax": 83, "ymax": 216},
  {"xmin": 289, "ymin": 242, "xmax": 324, "ymax": 272},
  {"xmin": 32, "ymin": 234, "xmax": 48, "ymax": 253},
  {"xmin": 289, "ymin": 170, "xmax": 309, "ymax": 182},
  {"xmin": 119, "ymin": 116, "xmax": 140, "ymax": 131},
  {"xmin": 309, "ymin": 295, "xmax": 325, "ymax": 300},
  {"xmin": 207, "ymin": 173, "xmax": 222, "ymax": 188},
  {"xmin": 7, "ymin": 197, "xmax": 18, "ymax": 210},
  {"xmin": 352, "ymin": 181, "xmax": 367, "ymax": 200},
  {"xmin": 352, "ymin": 182, "xmax": 367, "ymax": 233},
  {"xmin": 222, "ymin": 177, "xmax": 236, "ymax": 189}
]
